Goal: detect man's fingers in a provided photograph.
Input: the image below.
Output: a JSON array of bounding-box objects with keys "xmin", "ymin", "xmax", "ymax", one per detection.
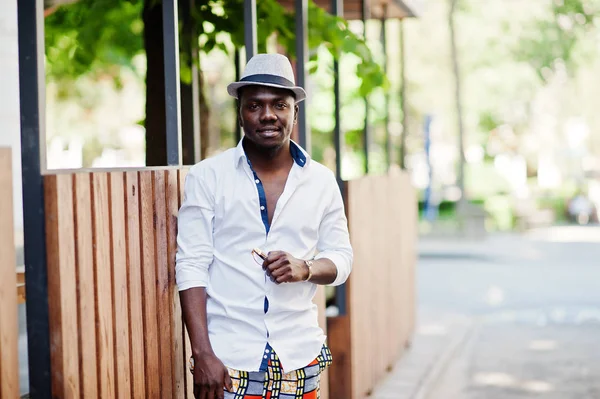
[
  {"xmin": 198, "ymin": 387, "xmax": 208, "ymax": 399},
  {"xmin": 267, "ymin": 257, "xmax": 290, "ymax": 275},
  {"xmin": 224, "ymin": 369, "xmax": 233, "ymax": 392},
  {"xmin": 265, "ymin": 251, "xmax": 285, "ymax": 266},
  {"xmin": 276, "ymin": 273, "xmax": 292, "ymax": 284}
]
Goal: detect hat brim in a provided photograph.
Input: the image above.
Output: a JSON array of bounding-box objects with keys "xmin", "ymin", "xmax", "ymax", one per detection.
[{"xmin": 227, "ymin": 81, "xmax": 306, "ymax": 102}]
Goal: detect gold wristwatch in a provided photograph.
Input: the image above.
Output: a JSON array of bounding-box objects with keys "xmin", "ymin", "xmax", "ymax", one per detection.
[{"xmin": 304, "ymin": 260, "xmax": 314, "ymax": 282}]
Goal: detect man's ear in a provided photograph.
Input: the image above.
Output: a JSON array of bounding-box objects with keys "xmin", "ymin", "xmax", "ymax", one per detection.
[
  {"xmin": 237, "ymin": 102, "xmax": 243, "ymax": 127},
  {"xmin": 294, "ymin": 104, "xmax": 299, "ymax": 124}
]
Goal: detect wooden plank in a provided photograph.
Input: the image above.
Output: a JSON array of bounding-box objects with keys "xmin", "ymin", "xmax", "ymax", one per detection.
[
  {"xmin": 314, "ymin": 286, "xmax": 329, "ymax": 399},
  {"xmin": 326, "ymin": 316, "xmax": 352, "ymax": 399},
  {"xmin": 179, "ymin": 169, "xmax": 195, "ymax": 399},
  {"xmin": 73, "ymin": 173, "xmax": 98, "ymax": 398},
  {"xmin": 125, "ymin": 171, "xmax": 146, "ymax": 399},
  {"xmin": 45, "ymin": 174, "xmax": 81, "ymax": 398},
  {"xmin": 109, "ymin": 172, "xmax": 131, "ymax": 398},
  {"xmin": 0, "ymin": 148, "xmax": 19, "ymax": 399},
  {"xmin": 154, "ymin": 171, "xmax": 174, "ymax": 398},
  {"xmin": 139, "ymin": 171, "xmax": 161, "ymax": 397},
  {"xmin": 166, "ymin": 169, "xmax": 185, "ymax": 397},
  {"xmin": 91, "ymin": 172, "xmax": 116, "ymax": 398}
]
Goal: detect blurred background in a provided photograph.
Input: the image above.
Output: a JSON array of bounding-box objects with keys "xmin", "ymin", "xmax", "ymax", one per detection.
[{"xmin": 3, "ymin": 0, "xmax": 600, "ymax": 397}]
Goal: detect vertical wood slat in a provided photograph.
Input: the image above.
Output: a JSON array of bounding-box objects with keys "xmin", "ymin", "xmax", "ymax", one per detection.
[
  {"xmin": 74, "ymin": 173, "xmax": 98, "ymax": 398},
  {"xmin": 314, "ymin": 286, "xmax": 329, "ymax": 399},
  {"xmin": 125, "ymin": 171, "xmax": 146, "ymax": 399},
  {"xmin": 0, "ymin": 149, "xmax": 19, "ymax": 399},
  {"xmin": 139, "ymin": 172, "xmax": 161, "ymax": 398},
  {"xmin": 109, "ymin": 172, "xmax": 132, "ymax": 398},
  {"xmin": 167, "ymin": 169, "xmax": 185, "ymax": 396},
  {"xmin": 179, "ymin": 169, "xmax": 196, "ymax": 399},
  {"xmin": 154, "ymin": 171, "xmax": 174, "ymax": 398},
  {"xmin": 91, "ymin": 173, "xmax": 116, "ymax": 398},
  {"xmin": 45, "ymin": 174, "xmax": 81, "ymax": 398}
]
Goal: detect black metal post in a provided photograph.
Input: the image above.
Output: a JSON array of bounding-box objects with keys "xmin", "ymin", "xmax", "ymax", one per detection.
[
  {"xmin": 331, "ymin": 0, "xmax": 347, "ymax": 316},
  {"xmin": 296, "ymin": 0, "xmax": 310, "ymax": 153},
  {"xmin": 17, "ymin": 0, "xmax": 52, "ymax": 396},
  {"xmin": 399, "ymin": 19, "xmax": 407, "ymax": 169},
  {"xmin": 332, "ymin": 0, "xmax": 343, "ymax": 186},
  {"xmin": 162, "ymin": 0, "xmax": 182, "ymax": 166},
  {"xmin": 362, "ymin": 0, "xmax": 370, "ymax": 174},
  {"xmin": 381, "ymin": 6, "xmax": 390, "ymax": 169},
  {"xmin": 244, "ymin": 0, "xmax": 257, "ymax": 60},
  {"xmin": 180, "ymin": 0, "xmax": 200, "ymax": 165},
  {"xmin": 235, "ymin": 48, "xmax": 242, "ymax": 143}
]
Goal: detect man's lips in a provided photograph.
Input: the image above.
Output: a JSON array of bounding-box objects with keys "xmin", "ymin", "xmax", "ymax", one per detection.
[{"xmin": 256, "ymin": 128, "xmax": 280, "ymax": 137}]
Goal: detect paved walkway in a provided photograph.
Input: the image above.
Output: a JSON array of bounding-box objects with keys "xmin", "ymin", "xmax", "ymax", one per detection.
[
  {"xmin": 384, "ymin": 228, "xmax": 600, "ymax": 399},
  {"xmin": 370, "ymin": 309, "xmax": 475, "ymax": 399}
]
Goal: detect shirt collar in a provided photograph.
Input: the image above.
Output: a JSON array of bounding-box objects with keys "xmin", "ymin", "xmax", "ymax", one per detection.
[{"xmin": 234, "ymin": 138, "xmax": 310, "ymax": 169}]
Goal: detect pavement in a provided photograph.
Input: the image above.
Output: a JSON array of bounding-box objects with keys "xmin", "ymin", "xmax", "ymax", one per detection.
[{"xmin": 372, "ymin": 225, "xmax": 600, "ymax": 399}]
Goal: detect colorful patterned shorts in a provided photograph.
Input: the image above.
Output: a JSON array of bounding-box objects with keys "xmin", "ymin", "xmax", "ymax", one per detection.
[{"xmin": 190, "ymin": 345, "xmax": 333, "ymax": 399}]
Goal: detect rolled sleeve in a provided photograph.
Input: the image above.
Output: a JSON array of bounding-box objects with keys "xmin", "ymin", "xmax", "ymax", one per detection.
[
  {"xmin": 314, "ymin": 176, "xmax": 353, "ymax": 287},
  {"xmin": 175, "ymin": 167, "xmax": 215, "ymax": 291}
]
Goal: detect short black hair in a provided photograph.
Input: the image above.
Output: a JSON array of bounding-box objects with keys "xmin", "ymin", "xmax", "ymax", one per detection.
[{"xmin": 237, "ymin": 85, "xmax": 296, "ymax": 103}]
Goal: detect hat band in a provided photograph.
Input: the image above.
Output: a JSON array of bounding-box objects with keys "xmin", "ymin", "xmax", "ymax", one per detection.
[{"xmin": 240, "ymin": 74, "xmax": 295, "ymax": 88}]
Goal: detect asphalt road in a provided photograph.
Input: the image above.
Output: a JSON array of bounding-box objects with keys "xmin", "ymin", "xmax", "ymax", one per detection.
[{"xmin": 420, "ymin": 226, "xmax": 600, "ymax": 399}]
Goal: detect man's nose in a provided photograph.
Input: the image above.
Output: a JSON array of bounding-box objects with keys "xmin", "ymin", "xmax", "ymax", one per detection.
[{"xmin": 260, "ymin": 105, "xmax": 277, "ymax": 121}]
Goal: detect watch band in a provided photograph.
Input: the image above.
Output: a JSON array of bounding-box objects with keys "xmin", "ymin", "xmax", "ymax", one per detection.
[{"xmin": 304, "ymin": 260, "xmax": 314, "ymax": 282}]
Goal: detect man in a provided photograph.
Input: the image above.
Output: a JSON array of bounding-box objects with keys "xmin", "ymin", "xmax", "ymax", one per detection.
[{"xmin": 176, "ymin": 53, "xmax": 353, "ymax": 399}]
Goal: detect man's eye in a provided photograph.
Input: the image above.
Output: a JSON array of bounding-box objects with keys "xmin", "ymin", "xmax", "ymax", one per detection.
[
  {"xmin": 248, "ymin": 104, "xmax": 259, "ymax": 110},
  {"xmin": 276, "ymin": 103, "xmax": 287, "ymax": 109}
]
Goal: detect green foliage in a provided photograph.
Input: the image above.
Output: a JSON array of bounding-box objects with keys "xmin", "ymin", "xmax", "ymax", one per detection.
[
  {"xmin": 514, "ymin": 0, "xmax": 600, "ymax": 81},
  {"xmin": 45, "ymin": 0, "xmax": 144, "ymax": 86},
  {"xmin": 191, "ymin": 0, "xmax": 386, "ymax": 96},
  {"xmin": 45, "ymin": 0, "xmax": 387, "ymax": 97}
]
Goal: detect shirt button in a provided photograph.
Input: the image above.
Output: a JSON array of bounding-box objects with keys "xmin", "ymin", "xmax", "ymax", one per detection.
[
  {"xmin": 265, "ymin": 349, "xmax": 270, "ymax": 353},
  {"xmin": 255, "ymin": 179, "xmax": 260, "ymax": 184},
  {"xmin": 263, "ymin": 355, "xmax": 268, "ymax": 359},
  {"xmin": 260, "ymin": 206, "xmax": 265, "ymax": 210}
]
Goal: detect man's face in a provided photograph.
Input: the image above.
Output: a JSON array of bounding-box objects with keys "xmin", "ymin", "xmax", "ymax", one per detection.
[{"xmin": 239, "ymin": 85, "xmax": 298, "ymax": 150}]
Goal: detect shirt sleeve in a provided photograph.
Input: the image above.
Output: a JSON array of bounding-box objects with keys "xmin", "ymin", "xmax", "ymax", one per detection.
[
  {"xmin": 175, "ymin": 166, "xmax": 215, "ymax": 291},
  {"xmin": 314, "ymin": 173, "xmax": 353, "ymax": 287}
]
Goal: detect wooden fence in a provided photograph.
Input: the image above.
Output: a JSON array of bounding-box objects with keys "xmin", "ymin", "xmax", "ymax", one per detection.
[
  {"xmin": 43, "ymin": 168, "xmax": 329, "ymax": 398},
  {"xmin": 328, "ymin": 169, "xmax": 418, "ymax": 399},
  {"xmin": 0, "ymin": 148, "xmax": 20, "ymax": 398}
]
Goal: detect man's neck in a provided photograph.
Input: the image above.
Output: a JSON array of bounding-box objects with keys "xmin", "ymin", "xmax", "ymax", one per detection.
[{"xmin": 243, "ymin": 138, "xmax": 294, "ymax": 173}]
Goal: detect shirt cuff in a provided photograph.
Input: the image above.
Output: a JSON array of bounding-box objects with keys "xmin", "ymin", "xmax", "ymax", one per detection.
[{"xmin": 175, "ymin": 262, "xmax": 209, "ymax": 291}]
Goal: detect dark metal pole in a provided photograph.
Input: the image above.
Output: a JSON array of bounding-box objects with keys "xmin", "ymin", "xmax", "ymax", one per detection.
[
  {"xmin": 296, "ymin": 0, "xmax": 310, "ymax": 153},
  {"xmin": 362, "ymin": 0, "xmax": 370, "ymax": 174},
  {"xmin": 244, "ymin": 0, "xmax": 257, "ymax": 60},
  {"xmin": 332, "ymin": 0, "xmax": 343, "ymax": 186},
  {"xmin": 180, "ymin": 0, "xmax": 200, "ymax": 165},
  {"xmin": 331, "ymin": 0, "xmax": 347, "ymax": 316},
  {"xmin": 17, "ymin": 0, "xmax": 52, "ymax": 396},
  {"xmin": 235, "ymin": 48, "xmax": 242, "ymax": 143},
  {"xmin": 381, "ymin": 6, "xmax": 390, "ymax": 169},
  {"xmin": 399, "ymin": 19, "xmax": 407, "ymax": 169},
  {"xmin": 163, "ymin": 0, "xmax": 182, "ymax": 166}
]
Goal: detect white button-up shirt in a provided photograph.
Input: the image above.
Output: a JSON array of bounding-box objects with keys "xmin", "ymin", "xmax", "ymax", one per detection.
[{"xmin": 175, "ymin": 140, "xmax": 353, "ymax": 373}]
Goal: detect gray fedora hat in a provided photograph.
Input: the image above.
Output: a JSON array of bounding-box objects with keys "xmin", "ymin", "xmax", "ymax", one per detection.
[{"xmin": 227, "ymin": 53, "xmax": 307, "ymax": 102}]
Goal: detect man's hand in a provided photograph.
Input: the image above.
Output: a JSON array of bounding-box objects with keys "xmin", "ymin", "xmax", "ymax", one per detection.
[
  {"xmin": 263, "ymin": 251, "xmax": 309, "ymax": 284},
  {"xmin": 192, "ymin": 352, "xmax": 233, "ymax": 399}
]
